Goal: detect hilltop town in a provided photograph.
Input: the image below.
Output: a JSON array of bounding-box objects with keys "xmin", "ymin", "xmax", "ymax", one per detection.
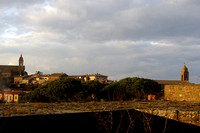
[
  {"xmin": 0, "ymin": 55, "xmax": 200, "ymax": 132},
  {"xmin": 0, "ymin": 55, "xmax": 200, "ymax": 104},
  {"xmin": 0, "ymin": 55, "xmax": 111, "ymax": 87},
  {"xmin": 0, "ymin": 55, "xmax": 114, "ymax": 103}
]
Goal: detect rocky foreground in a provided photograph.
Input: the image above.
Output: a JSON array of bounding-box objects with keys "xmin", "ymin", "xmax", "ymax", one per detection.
[{"xmin": 0, "ymin": 100, "xmax": 200, "ymax": 126}]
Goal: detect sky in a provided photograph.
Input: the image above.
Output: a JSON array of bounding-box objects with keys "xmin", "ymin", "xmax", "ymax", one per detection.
[{"xmin": 1, "ymin": 0, "xmax": 200, "ymax": 83}]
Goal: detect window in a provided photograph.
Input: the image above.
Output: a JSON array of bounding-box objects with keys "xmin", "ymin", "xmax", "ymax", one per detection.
[
  {"xmin": 10, "ymin": 96, "xmax": 12, "ymax": 100},
  {"xmin": 15, "ymin": 96, "xmax": 18, "ymax": 100}
]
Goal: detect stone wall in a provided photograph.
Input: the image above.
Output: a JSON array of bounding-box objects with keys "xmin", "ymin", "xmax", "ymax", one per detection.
[
  {"xmin": 164, "ymin": 84, "xmax": 200, "ymax": 102},
  {"xmin": 0, "ymin": 65, "xmax": 25, "ymax": 77},
  {"xmin": 136, "ymin": 109, "xmax": 200, "ymax": 126}
]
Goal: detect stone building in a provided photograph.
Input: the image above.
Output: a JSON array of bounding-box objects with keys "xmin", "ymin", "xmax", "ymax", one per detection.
[
  {"xmin": 164, "ymin": 84, "xmax": 200, "ymax": 102},
  {"xmin": 0, "ymin": 54, "xmax": 27, "ymax": 88},
  {"xmin": 49, "ymin": 73, "xmax": 68, "ymax": 82},
  {"xmin": 155, "ymin": 64, "xmax": 191, "ymax": 86},
  {"xmin": 69, "ymin": 73, "xmax": 108, "ymax": 83},
  {"xmin": 14, "ymin": 73, "xmax": 68, "ymax": 85},
  {"xmin": 155, "ymin": 64, "xmax": 200, "ymax": 102},
  {"xmin": 0, "ymin": 54, "xmax": 26, "ymax": 78},
  {"xmin": 153, "ymin": 64, "xmax": 191, "ymax": 99},
  {"xmin": 180, "ymin": 64, "xmax": 189, "ymax": 81},
  {"xmin": 0, "ymin": 90, "xmax": 26, "ymax": 103}
]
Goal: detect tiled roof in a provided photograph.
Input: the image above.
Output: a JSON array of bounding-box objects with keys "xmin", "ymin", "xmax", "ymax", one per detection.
[
  {"xmin": 0, "ymin": 90, "xmax": 26, "ymax": 95},
  {"xmin": 50, "ymin": 73, "xmax": 67, "ymax": 76},
  {"xmin": 154, "ymin": 80, "xmax": 192, "ymax": 85},
  {"xmin": 69, "ymin": 73, "xmax": 107, "ymax": 77},
  {"xmin": 88, "ymin": 73, "xmax": 107, "ymax": 77},
  {"xmin": 0, "ymin": 65, "xmax": 18, "ymax": 67}
]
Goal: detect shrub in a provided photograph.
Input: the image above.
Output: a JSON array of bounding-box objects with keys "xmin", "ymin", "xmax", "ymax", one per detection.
[
  {"xmin": 24, "ymin": 77, "xmax": 84, "ymax": 102},
  {"xmin": 101, "ymin": 77, "xmax": 161, "ymax": 101}
]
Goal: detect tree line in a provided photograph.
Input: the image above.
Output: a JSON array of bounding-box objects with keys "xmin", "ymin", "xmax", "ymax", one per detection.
[{"xmin": 23, "ymin": 77, "xmax": 161, "ymax": 102}]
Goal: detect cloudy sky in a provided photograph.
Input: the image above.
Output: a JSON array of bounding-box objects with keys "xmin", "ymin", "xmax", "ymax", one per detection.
[{"xmin": 1, "ymin": 0, "xmax": 200, "ymax": 83}]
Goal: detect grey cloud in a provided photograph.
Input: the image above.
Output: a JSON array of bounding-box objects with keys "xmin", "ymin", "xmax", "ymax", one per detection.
[
  {"xmin": 1, "ymin": 0, "xmax": 200, "ymax": 83},
  {"xmin": 107, "ymin": 4, "xmax": 200, "ymax": 42},
  {"xmin": 165, "ymin": 0, "xmax": 200, "ymax": 5},
  {"xmin": 0, "ymin": 0, "xmax": 45, "ymax": 8},
  {"xmin": 16, "ymin": 0, "xmax": 200, "ymax": 44}
]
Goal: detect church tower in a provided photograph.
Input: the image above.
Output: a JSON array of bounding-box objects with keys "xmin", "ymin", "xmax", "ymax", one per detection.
[
  {"xmin": 19, "ymin": 54, "xmax": 24, "ymax": 76},
  {"xmin": 181, "ymin": 64, "xmax": 189, "ymax": 81}
]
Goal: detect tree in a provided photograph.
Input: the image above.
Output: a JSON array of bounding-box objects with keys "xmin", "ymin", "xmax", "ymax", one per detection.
[
  {"xmin": 82, "ymin": 80, "xmax": 107, "ymax": 101},
  {"xmin": 46, "ymin": 77, "xmax": 83, "ymax": 102},
  {"xmin": 23, "ymin": 85, "xmax": 49, "ymax": 102},
  {"xmin": 102, "ymin": 77, "xmax": 161, "ymax": 101},
  {"xmin": 24, "ymin": 77, "xmax": 84, "ymax": 102}
]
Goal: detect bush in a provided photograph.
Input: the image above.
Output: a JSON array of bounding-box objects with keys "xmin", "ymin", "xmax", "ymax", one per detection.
[
  {"xmin": 82, "ymin": 80, "xmax": 107, "ymax": 101},
  {"xmin": 23, "ymin": 77, "xmax": 161, "ymax": 103},
  {"xmin": 24, "ymin": 77, "xmax": 84, "ymax": 102},
  {"xmin": 101, "ymin": 77, "xmax": 161, "ymax": 101}
]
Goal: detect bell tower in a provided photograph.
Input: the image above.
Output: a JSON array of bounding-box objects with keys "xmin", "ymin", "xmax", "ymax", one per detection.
[
  {"xmin": 180, "ymin": 64, "xmax": 189, "ymax": 81},
  {"xmin": 19, "ymin": 54, "xmax": 24, "ymax": 76}
]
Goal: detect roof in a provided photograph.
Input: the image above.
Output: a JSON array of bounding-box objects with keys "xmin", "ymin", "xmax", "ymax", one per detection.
[
  {"xmin": 0, "ymin": 90, "xmax": 26, "ymax": 95},
  {"xmin": 69, "ymin": 73, "xmax": 107, "ymax": 77},
  {"xmin": 181, "ymin": 64, "xmax": 189, "ymax": 72},
  {"xmin": 154, "ymin": 80, "xmax": 192, "ymax": 85},
  {"xmin": 19, "ymin": 54, "xmax": 23, "ymax": 60},
  {"xmin": 89, "ymin": 73, "xmax": 107, "ymax": 77},
  {"xmin": 50, "ymin": 73, "xmax": 68, "ymax": 77},
  {"xmin": 0, "ymin": 65, "xmax": 19, "ymax": 68}
]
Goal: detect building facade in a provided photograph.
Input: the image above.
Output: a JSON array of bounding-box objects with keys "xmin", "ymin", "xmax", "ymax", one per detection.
[
  {"xmin": 14, "ymin": 73, "xmax": 68, "ymax": 85},
  {"xmin": 0, "ymin": 54, "xmax": 26, "ymax": 78},
  {"xmin": 154, "ymin": 64, "xmax": 191, "ymax": 100},
  {"xmin": 164, "ymin": 84, "xmax": 200, "ymax": 102},
  {"xmin": 69, "ymin": 73, "xmax": 108, "ymax": 83},
  {"xmin": 0, "ymin": 90, "xmax": 26, "ymax": 103},
  {"xmin": 180, "ymin": 64, "xmax": 189, "ymax": 81},
  {"xmin": 159, "ymin": 64, "xmax": 200, "ymax": 102},
  {"xmin": 155, "ymin": 64, "xmax": 191, "ymax": 86}
]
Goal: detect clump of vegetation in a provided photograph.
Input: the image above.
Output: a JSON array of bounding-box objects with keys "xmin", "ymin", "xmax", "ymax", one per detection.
[
  {"xmin": 23, "ymin": 77, "xmax": 161, "ymax": 103},
  {"xmin": 101, "ymin": 77, "xmax": 161, "ymax": 101},
  {"xmin": 24, "ymin": 78, "xmax": 83, "ymax": 102},
  {"xmin": 82, "ymin": 80, "xmax": 108, "ymax": 101}
]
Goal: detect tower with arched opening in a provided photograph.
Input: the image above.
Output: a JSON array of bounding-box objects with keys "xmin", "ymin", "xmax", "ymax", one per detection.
[{"xmin": 180, "ymin": 64, "xmax": 189, "ymax": 81}]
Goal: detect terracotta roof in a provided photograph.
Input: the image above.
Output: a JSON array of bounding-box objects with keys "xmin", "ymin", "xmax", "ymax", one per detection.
[
  {"xmin": 88, "ymin": 73, "xmax": 107, "ymax": 77},
  {"xmin": 69, "ymin": 73, "xmax": 107, "ymax": 77},
  {"xmin": 50, "ymin": 73, "xmax": 67, "ymax": 76},
  {"xmin": 0, "ymin": 90, "xmax": 26, "ymax": 95},
  {"xmin": 0, "ymin": 65, "xmax": 18, "ymax": 67},
  {"xmin": 154, "ymin": 80, "xmax": 192, "ymax": 85}
]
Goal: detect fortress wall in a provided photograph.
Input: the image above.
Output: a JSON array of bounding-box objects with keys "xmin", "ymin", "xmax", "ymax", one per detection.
[{"xmin": 164, "ymin": 84, "xmax": 200, "ymax": 102}]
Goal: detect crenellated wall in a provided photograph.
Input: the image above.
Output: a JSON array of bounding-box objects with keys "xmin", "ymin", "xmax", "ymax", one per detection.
[{"xmin": 164, "ymin": 84, "xmax": 200, "ymax": 102}]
